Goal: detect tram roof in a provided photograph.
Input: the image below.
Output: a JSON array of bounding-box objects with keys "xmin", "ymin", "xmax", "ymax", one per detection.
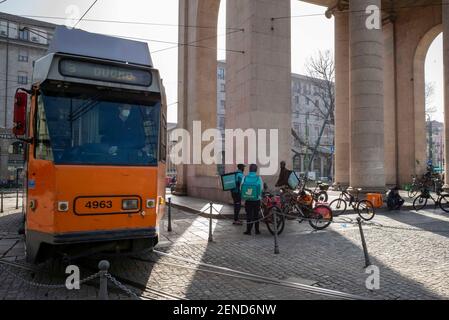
[{"xmin": 48, "ymin": 26, "xmax": 153, "ymax": 67}]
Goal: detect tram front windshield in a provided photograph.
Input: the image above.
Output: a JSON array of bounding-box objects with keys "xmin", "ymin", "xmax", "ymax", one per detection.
[{"xmin": 35, "ymin": 87, "xmax": 161, "ymax": 166}]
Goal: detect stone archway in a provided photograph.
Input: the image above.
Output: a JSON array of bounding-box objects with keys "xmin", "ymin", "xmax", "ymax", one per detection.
[{"xmin": 413, "ymin": 24, "xmax": 443, "ymax": 177}]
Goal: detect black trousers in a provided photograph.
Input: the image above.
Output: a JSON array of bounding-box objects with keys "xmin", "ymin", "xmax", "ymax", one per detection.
[
  {"xmin": 231, "ymin": 192, "xmax": 242, "ymax": 221},
  {"xmin": 245, "ymin": 200, "xmax": 261, "ymax": 232}
]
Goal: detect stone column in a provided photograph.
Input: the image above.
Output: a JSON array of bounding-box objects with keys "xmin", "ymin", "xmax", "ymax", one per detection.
[
  {"xmin": 444, "ymin": 0, "xmax": 449, "ymax": 189},
  {"xmin": 349, "ymin": 0, "xmax": 385, "ymax": 192},
  {"xmin": 383, "ymin": 19, "xmax": 398, "ymax": 186},
  {"xmin": 226, "ymin": 0, "xmax": 292, "ymax": 186},
  {"xmin": 334, "ymin": 11, "xmax": 350, "ymax": 187}
]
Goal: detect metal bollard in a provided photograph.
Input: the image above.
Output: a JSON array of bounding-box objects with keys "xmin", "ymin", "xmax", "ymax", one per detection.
[
  {"xmin": 208, "ymin": 202, "xmax": 214, "ymax": 242},
  {"xmin": 98, "ymin": 260, "xmax": 110, "ymax": 300},
  {"xmin": 356, "ymin": 217, "xmax": 371, "ymax": 268},
  {"xmin": 15, "ymin": 189, "xmax": 19, "ymax": 210},
  {"xmin": 273, "ymin": 208, "xmax": 280, "ymax": 254},
  {"xmin": 167, "ymin": 197, "xmax": 172, "ymax": 232},
  {"xmin": 1, "ymin": 191, "xmax": 3, "ymax": 213}
]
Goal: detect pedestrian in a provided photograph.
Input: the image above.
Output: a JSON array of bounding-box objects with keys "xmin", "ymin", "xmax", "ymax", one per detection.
[
  {"xmin": 231, "ymin": 164, "xmax": 245, "ymax": 225},
  {"xmin": 241, "ymin": 164, "xmax": 263, "ymax": 235},
  {"xmin": 275, "ymin": 161, "xmax": 292, "ymax": 188},
  {"xmin": 387, "ymin": 186, "xmax": 404, "ymax": 210}
]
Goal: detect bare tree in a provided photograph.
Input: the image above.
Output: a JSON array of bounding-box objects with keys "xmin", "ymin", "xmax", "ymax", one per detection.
[
  {"xmin": 425, "ymin": 82, "xmax": 436, "ymax": 118},
  {"xmin": 291, "ymin": 50, "xmax": 335, "ymax": 177}
]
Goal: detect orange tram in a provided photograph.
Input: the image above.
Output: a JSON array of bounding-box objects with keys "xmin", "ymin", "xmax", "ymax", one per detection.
[{"xmin": 12, "ymin": 27, "xmax": 167, "ymax": 263}]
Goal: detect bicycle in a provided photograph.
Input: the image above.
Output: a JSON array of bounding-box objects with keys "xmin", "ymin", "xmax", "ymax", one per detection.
[
  {"xmin": 407, "ymin": 175, "xmax": 421, "ymax": 198},
  {"xmin": 301, "ymin": 178, "xmax": 329, "ymax": 203},
  {"xmin": 279, "ymin": 187, "xmax": 333, "ymax": 230},
  {"xmin": 261, "ymin": 192, "xmax": 286, "ymax": 235},
  {"xmin": 412, "ymin": 183, "xmax": 449, "ymax": 212},
  {"xmin": 329, "ymin": 185, "xmax": 376, "ymax": 221}
]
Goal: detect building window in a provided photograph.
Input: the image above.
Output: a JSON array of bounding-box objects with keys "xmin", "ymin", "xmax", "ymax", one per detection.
[
  {"xmin": 29, "ymin": 28, "xmax": 47, "ymax": 44},
  {"xmin": 293, "ymin": 155, "xmax": 301, "ymax": 172},
  {"xmin": 295, "ymin": 96, "xmax": 299, "ymax": 104},
  {"xmin": 19, "ymin": 28, "xmax": 29, "ymax": 41},
  {"xmin": 9, "ymin": 142, "xmax": 25, "ymax": 155},
  {"xmin": 18, "ymin": 72, "xmax": 28, "ymax": 85},
  {"xmin": 218, "ymin": 68, "xmax": 225, "ymax": 80},
  {"xmin": 218, "ymin": 116, "xmax": 225, "ymax": 129},
  {"xmin": 8, "ymin": 22, "xmax": 18, "ymax": 39},
  {"xmin": 18, "ymin": 50, "xmax": 29, "ymax": 62},
  {"xmin": 0, "ymin": 21, "xmax": 7, "ymax": 37},
  {"xmin": 220, "ymin": 83, "xmax": 225, "ymax": 92},
  {"xmin": 220, "ymin": 100, "xmax": 225, "ymax": 108}
]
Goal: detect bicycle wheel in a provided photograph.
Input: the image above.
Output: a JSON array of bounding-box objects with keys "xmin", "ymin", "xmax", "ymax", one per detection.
[
  {"xmin": 413, "ymin": 195, "xmax": 427, "ymax": 211},
  {"xmin": 316, "ymin": 191, "xmax": 328, "ymax": 203},
  {"xmin": 356, "ymin": 200, "xmax": 375, "ymax": 221},
  {"xmin": 308, "ymin": 205, "xmax": 333, "ymax": 230},
  {"xmin": 329, "ymin": 198, "xmax": 347, "ymax": 215},
  {"xmin": 265, "ymin": 206, "xmax": 285, "ymax": 235},
  {"xmin": 408, "ymin": 188, "xmax": 418, "ymax": 199},
  {"xmin": 438, "ymin": 194, "xmax": 449, "ymax": 213}
]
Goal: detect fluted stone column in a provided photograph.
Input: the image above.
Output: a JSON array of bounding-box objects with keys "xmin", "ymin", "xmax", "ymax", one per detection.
[
  {"xmin": 443, "ymin": 0, "xmax": 449, "ymax": 189},
  {"xmin": 334, "ymin": 11, "xmax": 350, "ymax": 187},
  {"xmin": 349, "ymin": 0, "xmax": 385, "ymax": 192}
]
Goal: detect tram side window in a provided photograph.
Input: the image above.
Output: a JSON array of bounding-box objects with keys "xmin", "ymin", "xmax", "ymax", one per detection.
[
  {"xmin": 35, "ymin": 96, "xmax": 54, "ymax": 161},
  {"xmin": 159, "ymin": 114, "xmax": 167, "ymax": 162}
]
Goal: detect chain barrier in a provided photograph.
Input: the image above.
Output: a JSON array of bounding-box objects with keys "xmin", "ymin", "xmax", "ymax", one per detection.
[
  {"xmin": 167, "ymin": 196, "xmax": 449, "ymax": 234},
  {"xmin": 104, "ymin": 273, "xmax": 140, "ymax": 300},
  {"xmin": 0, "ymin": 261, "xmax": 101, "ymax": 289}
]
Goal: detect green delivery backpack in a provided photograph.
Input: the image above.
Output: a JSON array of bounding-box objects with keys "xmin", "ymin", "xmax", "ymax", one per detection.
[{"xmin": 241, "ymin": 176, "xmax": 260, "ymax": 201}]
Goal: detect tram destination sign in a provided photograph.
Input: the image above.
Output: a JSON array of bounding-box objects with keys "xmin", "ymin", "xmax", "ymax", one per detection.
[{"xmin": 59, "ymin": 59, "xmax": 152, "ymax": 87}]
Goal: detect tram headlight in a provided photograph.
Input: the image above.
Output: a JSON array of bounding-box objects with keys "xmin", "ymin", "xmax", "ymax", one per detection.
[
  {"xmin": 57, "ymin": 201, "xmax": 69, "ymax": 212},
  {"xmin": 122, "ymin": 199, "xmax": 138, "ymax": 210},
  {"xmin": 146, "ymin": 199, "xmax": 156, "ymax": 209}
]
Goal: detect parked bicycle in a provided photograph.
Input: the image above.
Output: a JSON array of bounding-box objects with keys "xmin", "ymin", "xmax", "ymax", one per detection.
[
  {"xmin": 301, "ymin": 178, "xmax": 329, "ymax": 203},
  {"xmin": 412, "ymin": 182, "xmax": 449, "ymax": 212},
  {"xmin": 280, "ymin": 188, "xmax": 333, "ymax": 230},
  {"xmin": 329, "ymin": 185, "xmax": 375, "ymax": 221},
  {"xmin": 408, "ymin": 175, "xmax": 421, "ymax": 198},
  {"xmin": 261, "ymin": 191, "xmax": 286, "ymax": 235}
]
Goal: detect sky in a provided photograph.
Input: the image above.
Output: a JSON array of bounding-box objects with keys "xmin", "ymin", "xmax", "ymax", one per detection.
[{"xmin": 0, "ymin": 0, "xmax": 444, "ymax": 123}]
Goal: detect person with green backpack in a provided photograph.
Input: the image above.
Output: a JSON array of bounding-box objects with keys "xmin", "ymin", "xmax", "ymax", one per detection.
[
  {"xmin": 231, "ymin": 164, "xmax": 246, "ymax": 225},
  {"xmin": 240, "ymin": 164, "xmax": 264, "ymax": 235}
]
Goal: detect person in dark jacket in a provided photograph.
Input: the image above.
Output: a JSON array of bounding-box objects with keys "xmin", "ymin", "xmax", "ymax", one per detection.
[
  {"xmin": 275, "ymin": 161, "xmax": 292, "ymax": 188},
  {"xmin": 387, "ymin": 186, "xmax": 404, "ymax": 210}
]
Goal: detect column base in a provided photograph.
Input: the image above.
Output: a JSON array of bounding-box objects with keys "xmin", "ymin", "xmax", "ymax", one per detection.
[
  {"xmin": 173, "ymin": 184, "xmax": 188, "ymax": 196},
  {"xmin": 332, "ymin": 182, "xmax": 349, "ymax": 191},
  {"xmin": 347, "ymin": 186, "xmax": 387, "ymax": 195}
]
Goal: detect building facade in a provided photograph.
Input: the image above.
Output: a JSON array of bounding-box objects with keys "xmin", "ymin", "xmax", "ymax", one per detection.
[
  {"xmin": 217, "ymin": 61, "xmax": 335, "ymax": 181},
  {"xmin": 427, "ymin": 120, "xmax": 445, "ymax": 173},
  {"xmin": 0, "ymin": 13, "xmax": 56, "ymax": 185}
]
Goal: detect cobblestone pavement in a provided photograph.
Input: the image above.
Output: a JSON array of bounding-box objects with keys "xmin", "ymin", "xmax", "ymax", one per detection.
[{"xmin": 1, "ymin": 195, "xmax": 449, "ymax": 300}]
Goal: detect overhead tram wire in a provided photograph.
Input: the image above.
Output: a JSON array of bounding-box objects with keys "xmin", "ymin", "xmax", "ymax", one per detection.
[
  {"xmin": 73, "ymin": 0, "xmax": 99, "ymax": 29},
  {"xmin": 18, "ymin": 14, "xmax": 244, "ymax": 32},
  {"xmin": 151, "ymin": 29, "xmax": 244, "ymax": 54},
  {"xmin": 94, "ymin": 28, "xmax": 244, "ymax": 54},
  {"xmin": 0, "ymin": 16, "xmax": 244, "ymax": 55}
]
